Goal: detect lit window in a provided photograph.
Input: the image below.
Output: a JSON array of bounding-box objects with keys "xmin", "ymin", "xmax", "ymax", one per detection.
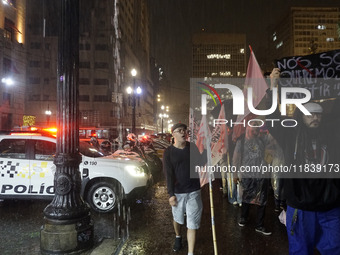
[
  {"xmin": 206, "ymin": 54, "xmax": 231, "ymax": 59},
  {"xmin": 326, "ymin": 38, "xmax": 334, "ymax": 42},
  {"xmin": 220, "ymin": 71, "xmax": 231, "ymax": 77},
  {"xmin": 317, "ymin": 25, "xmax": 326, "ymax": 30},
  {"xmin": 240, "ymin": 48, "xmax": 244, "ymax": 54}
]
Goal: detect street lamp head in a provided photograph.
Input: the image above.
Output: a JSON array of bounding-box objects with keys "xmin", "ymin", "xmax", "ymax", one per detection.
[
  {"xmin": 126, "ymin": 86, "xmax": 133, "ymax": 94},
  {"xmin": 161, "ymin": 105, "xmax": 165, "ymax": 110},
  {"xmin": 1, "ymin": 77, "xmax": 14, "ymax": 86},
  {"xmin": 131, "ymin": 68, "xmax": 137, "ymax": 77},
  {"xmin": 136, "ymin": 86, "xmax": 142, "ymax": 94}
]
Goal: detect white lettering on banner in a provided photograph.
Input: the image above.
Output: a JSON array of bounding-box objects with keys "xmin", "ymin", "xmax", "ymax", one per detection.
[{"xmin": 276, "ymin": 49, "xmax": 340, "ymax": 99}]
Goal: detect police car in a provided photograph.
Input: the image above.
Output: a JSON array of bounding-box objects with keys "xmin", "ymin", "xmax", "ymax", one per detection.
[{"xmin": 0, "ymin": 131, "xmax": 151, "ymax": 213}]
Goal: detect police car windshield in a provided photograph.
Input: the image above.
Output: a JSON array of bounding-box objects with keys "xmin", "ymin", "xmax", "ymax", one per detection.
[{"xmin": 79, "ymin": 141, "xmax": 106, "ymax": 158}]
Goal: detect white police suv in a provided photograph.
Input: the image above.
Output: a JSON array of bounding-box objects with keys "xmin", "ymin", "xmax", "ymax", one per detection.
[{"xmin": 0, "ymin": 131, "xmax": 151, "ymax": 213}]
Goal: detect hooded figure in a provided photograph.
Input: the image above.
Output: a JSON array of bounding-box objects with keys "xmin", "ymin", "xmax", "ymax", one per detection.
[{"xmin": 267, "ymin": 68, "xmax": 340, "ymax": 255}]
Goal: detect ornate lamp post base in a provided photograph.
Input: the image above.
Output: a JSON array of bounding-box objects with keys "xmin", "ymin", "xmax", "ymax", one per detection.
[{"xmin": 41, "ymin": 214, "xmax": 93, "ymax": 254}]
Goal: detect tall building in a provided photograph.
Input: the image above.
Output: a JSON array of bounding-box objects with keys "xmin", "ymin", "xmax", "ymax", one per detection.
[
  {"xmin": 25, "ymin": 0, "xmax": 154, "ymax": 138},
  {"xmin": 119, "ymin": 0, "xmax": 154, "ymax": 134},
  {"xmin": 192, "ymin": 33, "xmax": 247, "ymax": 78},
  {"xmin": 75, "ymin": 0, "xmax": 154, "ymax": 136},
  {"xmin": 269, "ymin": 7, "xmax": 340, "ymax": 60},
  {"xmin": 25, "ymin": 34, "xmax": 58, "ymax": 126},
  {"xmin": 0, "ymin": 0, "xmax": 26, "ymax": 129}
]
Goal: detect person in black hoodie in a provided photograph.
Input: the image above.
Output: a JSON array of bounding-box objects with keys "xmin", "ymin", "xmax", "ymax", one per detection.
[{"xmin": 267, "ymin": 68, "xmax": 340, "ymax": 255}]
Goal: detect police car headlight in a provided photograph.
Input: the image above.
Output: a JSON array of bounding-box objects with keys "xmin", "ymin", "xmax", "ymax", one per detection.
[{"xmin": 125, "ymin": 165, "xmax": 145, "ymax": 177}]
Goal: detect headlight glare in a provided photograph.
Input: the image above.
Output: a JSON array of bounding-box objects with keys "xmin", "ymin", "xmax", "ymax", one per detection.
[{"xmin": 125, "ymin": 165, "xmax": 145, "ymax": 177}]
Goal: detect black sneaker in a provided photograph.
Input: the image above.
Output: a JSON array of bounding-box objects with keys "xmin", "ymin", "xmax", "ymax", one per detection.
[
  {"xmin": 238, "ymin": 218, "xmax": 247, "ymax": 227},
  {"xmin": 255, "ymin": 227, "xmax": 272, "ymax": 236},
  {"xmin": 173, "ymin": 237, "xmax": 182, "ymax": 252}
]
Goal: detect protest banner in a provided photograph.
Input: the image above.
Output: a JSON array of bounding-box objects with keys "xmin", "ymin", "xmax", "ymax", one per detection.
[{"xmin": 275, "ymin": 49, "xmax": 340, "ymax": 100}]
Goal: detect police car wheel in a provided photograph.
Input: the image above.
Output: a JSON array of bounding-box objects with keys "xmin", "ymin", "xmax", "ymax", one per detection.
[{"xmin": 87, "ymin": 181, "xmax": 121, "ymax": 213}]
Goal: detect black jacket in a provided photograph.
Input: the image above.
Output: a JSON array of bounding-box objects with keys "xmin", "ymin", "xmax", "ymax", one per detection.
[
  {"xmin": 266, "ymin": 90, "xmax": 340, "ymax": 211},
  {"xmin": 163, "ymin": 142, "xmax": 206, "ymax": 197}
]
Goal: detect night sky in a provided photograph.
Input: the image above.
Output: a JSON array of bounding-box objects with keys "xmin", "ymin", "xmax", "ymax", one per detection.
[{"xmin": 148, "ymin": 0, "xmax": 339, "ymax": 110}]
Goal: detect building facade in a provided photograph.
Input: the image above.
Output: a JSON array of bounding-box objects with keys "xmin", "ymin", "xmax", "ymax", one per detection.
[
  {"xmin": 192, "ymin": 33, "xmax": 247, "ymax": 78},
  {"xmin": 269, "ymin": 7, "xmax": 340, "ymax": 60},
  {"xmin": 0, "ymin": 0, "xmax": 26, "ymax": 129},
  {"xmin": 25, "ymin": 0, "xmax": 154, "ymax": 139}
]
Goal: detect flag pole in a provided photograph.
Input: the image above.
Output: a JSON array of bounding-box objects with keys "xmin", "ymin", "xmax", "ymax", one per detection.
[
  {"xmin": 209, "ymin": 171, "xmax": 218, "ymax": 255},
  {"xmin": 226, "ymin": 150, "xmax": 232, "ymax": 198},
  {"xmin": 222, "ymin": 116, "xmax": 229, "ymax": 197},
  {"xmin": 202, "ymin": 94, "xmax": 218, "ymax": 255}
]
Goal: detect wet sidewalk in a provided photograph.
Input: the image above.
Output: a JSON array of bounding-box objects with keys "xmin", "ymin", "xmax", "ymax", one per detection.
[
  {"xmin": 118, "ymin": 179, "xmax": 289, "ymax": 255},
  {"xmin": 0, "ymin": 178, "xmax": 290, "ymax": 255}
]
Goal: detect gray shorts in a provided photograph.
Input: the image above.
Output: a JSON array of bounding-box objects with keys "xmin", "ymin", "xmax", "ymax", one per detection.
[{"xmin": 172, "ymin": 190, "xmax": 203, "ymax": 230}]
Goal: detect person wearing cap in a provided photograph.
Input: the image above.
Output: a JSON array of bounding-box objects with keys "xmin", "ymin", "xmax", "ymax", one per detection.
[
  {"xmin": 163, "ymin": 123, "xmax": 206, "ymax": 254},
  {"xmin": 267, "ymin": 68, "xmax": 340, "ymax": 255}
]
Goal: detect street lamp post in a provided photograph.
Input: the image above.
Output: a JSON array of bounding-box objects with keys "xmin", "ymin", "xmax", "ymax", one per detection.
[
  {"xmin": 131, "ymin": 69, "xmax": 137, "ymax": 134},
  {"xmin": 40, "ymin": 1, "xmax": 93, "ymax": 254},
  {"xmin": 45, "ymin": 105, "xmax": 51, "ymax": 125},
  {"xmin": 126, "ymin": 68, "xmax": 142, "ymax": 134},
  {"xmin": 159, "ymin": 113, "xmax": 168, "ymax": 134},
  {"xmin": 159, "ymin": 105, "xmax": 169, "ymax": 133}
]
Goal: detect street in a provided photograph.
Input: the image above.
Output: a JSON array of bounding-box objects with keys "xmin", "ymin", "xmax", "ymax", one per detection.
[{"xmin": 0, "ymin": 176, "xmax": 324, "ymax": 255}]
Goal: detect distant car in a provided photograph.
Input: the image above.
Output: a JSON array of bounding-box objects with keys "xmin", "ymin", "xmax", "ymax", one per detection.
[
  {"xmin": 156, "ymin": 133, "xmax": 172, "ymax": 143},
  {"xmin": 0, "ymin": 132, "xmax": 151, "ymax": 213},
  {"xmin": 152, "ymin": 138, "xmax": 170, "ymax": 160}
]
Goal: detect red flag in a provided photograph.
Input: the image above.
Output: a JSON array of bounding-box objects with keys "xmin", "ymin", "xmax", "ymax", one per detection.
[
  {"xmin": 232, "ymin": 46, "xmax": 268, "ymax": 141},
  {"xmin": 196, "ymin": 115, "xmax": 209, "ymax": 154},
  {"xmin": 211, "ymin": 105, "xmax": 227, "ymax": 166},
  {"xmin": 195, "ymin": 115, "xmax": 214, "ymax": 187}
]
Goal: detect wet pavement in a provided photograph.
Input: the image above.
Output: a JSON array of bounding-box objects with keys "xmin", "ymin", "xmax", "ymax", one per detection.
[
  {"xmin": 119, "ymin": 179, "xmax": 290, "ymax": 255},
  {"xmin": 0, "ymin": 198, "xmax": 129, "ymax": 255},
  {"xmin": 1, "ymin": 176, "xmax": 320, "ymax": 255}
]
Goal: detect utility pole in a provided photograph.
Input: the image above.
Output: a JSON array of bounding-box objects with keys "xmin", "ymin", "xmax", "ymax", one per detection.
[{"xmin": 40, "ymin": 1, "xmax": 93, "ymax": 254}]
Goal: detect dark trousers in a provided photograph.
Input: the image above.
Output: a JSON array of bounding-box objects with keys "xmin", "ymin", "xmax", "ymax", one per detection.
[{"xmin": 241, "ymin": 202, "xmax": 266, "ymax": 228}]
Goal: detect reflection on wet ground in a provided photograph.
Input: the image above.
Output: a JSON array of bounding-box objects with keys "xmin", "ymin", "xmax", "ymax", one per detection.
[
  {"xmin": 0, "ymin": 179, "xmax": 322, "ymax": 255},
  {"xmin": 0, "ymin": 197, "xmax": 130, "ymax": 255}
]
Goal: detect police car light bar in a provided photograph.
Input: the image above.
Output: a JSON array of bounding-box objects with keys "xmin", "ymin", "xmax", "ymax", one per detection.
[{"xmin": 10, "ymin": 132, "xmax": 42, "ymax": 136}]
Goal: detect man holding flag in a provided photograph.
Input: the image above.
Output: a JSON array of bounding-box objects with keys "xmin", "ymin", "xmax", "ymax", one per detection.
[{"xmin": 163, "ymin": 123, "xmax": 207, "ymax": 254}]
